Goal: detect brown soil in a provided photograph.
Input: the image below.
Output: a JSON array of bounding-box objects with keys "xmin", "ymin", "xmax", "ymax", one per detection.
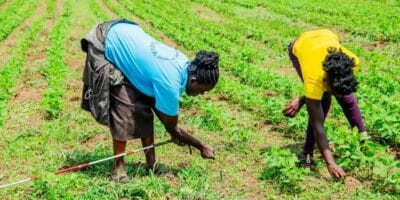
[
  {"xmin": 262, "ymin": 90, "xmax": 277, "ymax": 98},
  {"xmin": 0, "ymin": 0, "xmax": 13, "ymax": 10},
  {"xmin": 66, "ymin": 58, "xmax": 84, "ymax": 71},
  {"xmin": 389, "ymin": 147, "xmax": 400, "ymax": 160},
  {"xmin": 97, "ymin": 0, "xmax": 116, "ymax": 18},
  {"xmin": 363, "ymin": 41, "xmax": 389, "ymax": 51},
  {"xmin": 273, "ymin": 66, "xmax": 297, "ymax": 77},
  {"xmin": 344, "ymin": 176, "xmax": 362, "ymax": 193},
  {"xmin": 11, "ymin": 0, "xmax": 61, "ymax": 103},
  {"xmin": 235, "ymin": 6, "xmax": 269, "ymax": 19},
  {"xmin": 80, "ymin": 133, "xmax": 110, "ymax": 150},
  {"xmin": 319, "ymin": 167, "xmax": 331, "ymax": 179},
  {"xmin": 87, "ymin": 134, "xmax": 106, "ymax": 144},
  {"xmin": 191, "ymin": 3, "xmax": 225, "ymax": 24},
  {"xmin": 0, "ymin": 1, "xmax": 47, "ymax": 68},
  {"xmin": 1, "ymin": 0, "xmax": 64, "ymax": 140},
  {"xmin": 13, "ymin": 86, "xmax": 42, "ymax": 102}
]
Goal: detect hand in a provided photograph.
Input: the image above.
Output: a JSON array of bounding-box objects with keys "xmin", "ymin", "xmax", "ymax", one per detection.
[
  {"xmin": 327, "ymin": 163, "xmax": 346, "ymax": 179},
  {"xmin": 200, "ymin": 144, "xmax": 215, "ymax": 160},
  {"xmin": 282, "ymin": 97, "xmax": 304, "ymax": 117}
]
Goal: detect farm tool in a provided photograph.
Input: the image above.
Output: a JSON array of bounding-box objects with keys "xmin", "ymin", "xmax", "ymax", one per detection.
[{"xmin": 0, "ymin": 139, "xmax": 173, "ymax": 189}]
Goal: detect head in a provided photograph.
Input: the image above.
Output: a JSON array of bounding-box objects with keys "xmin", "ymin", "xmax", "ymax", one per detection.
[
  {"xmin": 186, "ymin": 50, "xmax": 219, "ymax": 96},
  {"xmin": 323, "ymin": 47, "xmax": 358, "ymax": 97}
]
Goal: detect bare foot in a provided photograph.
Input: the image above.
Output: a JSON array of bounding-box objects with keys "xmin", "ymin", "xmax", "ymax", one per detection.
[{"xmin": 200, "ymin": 144, "xmax": 215, "ymax": 159}]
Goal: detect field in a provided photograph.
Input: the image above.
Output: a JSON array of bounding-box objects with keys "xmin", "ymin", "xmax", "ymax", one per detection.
[{"xmin": 0, "ymin": 0, "xmax": 399, "ymax": 199}]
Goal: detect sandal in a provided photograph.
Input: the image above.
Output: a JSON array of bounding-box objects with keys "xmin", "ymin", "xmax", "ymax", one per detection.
[
  {"xmin": 111, "ymin": 166, "xmax": 130, "ymax": 183},
  {"xmin": 298, "ymin": 152, "xmax": 316, "ymax": 171}
]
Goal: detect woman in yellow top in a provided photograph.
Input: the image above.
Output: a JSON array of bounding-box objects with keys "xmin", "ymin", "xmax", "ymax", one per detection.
[{"xmin": 283, "ymin": 29, "xmax": 368, "ymax": 179}]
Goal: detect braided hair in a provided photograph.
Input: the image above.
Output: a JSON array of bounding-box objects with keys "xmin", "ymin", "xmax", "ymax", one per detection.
[
  {"xmin": 323, "ymin": 47, "xmax": 358, "ymax": 95},
  {"xmin": 188, "ymin": 50, "xmax": 219, "ymax": 85}
]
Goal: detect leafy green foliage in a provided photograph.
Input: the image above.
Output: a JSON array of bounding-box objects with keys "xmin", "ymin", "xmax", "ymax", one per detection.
[
  {"xmin": 0, "ymin": 0, "xmax": 40, "ymax": 42},
  {"xmin": 328, "ymin": 126, "xmax": 400, "ymax": 194},
  {"xmin": 0, "ymin": 0, "xmax": 399, "ymax": 199},
  {"xmin": 41, "ymin": 0, "xmax": 72, "ymax": 118},
  {"xmin": 260, "ymin": 146, "xmax": 309, "ymax": 193},
  {"xmin": 0, "ymin": 0, "xmax": 51, "ymax": 127}
]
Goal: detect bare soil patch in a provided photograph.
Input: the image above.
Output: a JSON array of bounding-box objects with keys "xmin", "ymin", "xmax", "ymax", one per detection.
[
  {"xmin": 344, "ymin": 176, "xmax": 362, "ymax": 193},
  {"xmin": 0, "ymin": 1, "xmax": 46, "ymax": 68},
  {"xmin": 263, "ymin": 90, "xmax": 277, "ymax": 98},
  {"xmin": 235, "ymin": 6, "xmax": 269, "ymax": 19},
  {"xmin": 0, "ymin": 0, "xmax": 12, "ymax": 10},
  {"xmin": 13, "ymin": 86, "xmax": 41, "ymax": 102},
  {"xmin": 3, "ymin": 0, "xmax": 64, "ymax": 138},
  {"xmin": 191, "ymin": 3, "xmax": 225, "ymax": 24},
  {"xmin": 97, "ymin": 0, "xmax": 116, "ymax": 18},
  {"xmin": 363, "ymin": 41, "xmax": 389, "ymax": 51},
  {"xmin": 273, "ymin": 66, "xmax": 297, "ymax": 77},
  {"xmin": 66, "ymin": 58, "xmax": 84, "ymax": 71},
  {"xmin": 11, "ymin": 0, "xmax": 61, "ymax": 103},
  {"xmin": 389, "ymin": 146, "xmax": 400, "ymax": 160}
]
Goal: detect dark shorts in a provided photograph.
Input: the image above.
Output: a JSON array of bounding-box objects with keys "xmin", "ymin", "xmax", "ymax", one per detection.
[{"xmin": 109, "ymin": 80, "xmax": 155, "ymax": 141}]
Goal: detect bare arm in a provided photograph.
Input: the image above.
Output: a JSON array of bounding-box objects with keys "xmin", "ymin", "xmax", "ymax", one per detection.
[
  {"xmin": 283, "ymin": 96, "xmax": 305, "ymax": 117},
  {"xmin": 305, "ymin": 98, "xmax": 346, "ymax": 179},
  {"xmin": 153, "ymin": 108, "xmax": 214, "ymax": 159}
]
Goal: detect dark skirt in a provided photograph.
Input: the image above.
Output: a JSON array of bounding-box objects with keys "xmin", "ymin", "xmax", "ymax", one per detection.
[{"xmin": 109, "ymin": 81, "xmax": 155, "ymax": 141}]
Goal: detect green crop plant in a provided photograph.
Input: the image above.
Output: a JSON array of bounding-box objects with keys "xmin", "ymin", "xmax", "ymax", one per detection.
[
  {"xmin": 1, "ymin": 0, "xmax": 399, "ymax": 199},
  {"xmin": 41, "ymin": 0, "xmax": 72, "ymax": 118},
  {"xmin": 0, "ymin": 0, "xmax": 53, "ymax": 127},
  {"xmin": 260, "ymin": 146, "xmax": 309, "ymax": 193},
  {"xmin": 0, "ymin": 0, "xmax": 39, "ymax": 42},
  {"xmin": 89, "ymin": 0, "xmax": 110, "ymax": 20},
  {"xmin": 326, "ymin": 125, "xmax": 400, "ymax": 194}
]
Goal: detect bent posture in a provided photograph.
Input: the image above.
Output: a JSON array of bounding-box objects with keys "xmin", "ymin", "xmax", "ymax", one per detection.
[
  {"xmin": 81, "ymin": 19, "xmax": 219, "ymax": 182},
  {"xmin": 283, "ymin": 29, "xmax": 368, "ymax": 179}
]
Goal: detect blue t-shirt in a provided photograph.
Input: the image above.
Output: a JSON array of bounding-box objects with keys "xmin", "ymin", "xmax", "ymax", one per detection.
[{"xmin": 105, "ymin": 23, "xmax": 189, "ymax": 116}]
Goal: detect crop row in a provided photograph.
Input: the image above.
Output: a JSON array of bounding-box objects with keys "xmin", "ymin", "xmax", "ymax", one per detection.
[
  {"xmin": 101, "ymin": 0, "xmax": 265, "ymax": 154},
  {"xmin": 92, "ymin": 0, "xmax": 400, "ymax": 195},
  {"xmin": 115, "ymin": 0, "xmax": 396, "ymax": 148},
  {"xmin": 99, "ymin": 1, "xmax": 302, "ymax": 196},
  {"xmin": 229, "ymin": 0, "xmax": 400, "ymax": 43},
  {"xmin": 41, "ymin": 0, "xmax": 72, "ymax": 118},
  {"xmin": 192, "ymin": 0, "xmax": 398, "ymax": 145},
  {"xmin": 0, "ymin": 0, "xmax": 55, "ymax": 127},
  {"xmin": 192, "ymin": 0, "xmax": 399, "ymax": 93},
  {"xmin": 89, "ymin": 0, "xmax": 110, "ymax": 21},
  {"xmin": 189, "ymin": 0, "xmax": 400, "ymax": 146},
  {"xmin": 111, "ymin": 0, "xmax": 399, "ymax": 194},
  {"xmin": 0, "ymin": 0, "xmax": 39, "ymax": 42},
  {"xmin": 114, "ymin": 2, "xmax": 382, "ymax": 151},
  {"xmin": 124, "ymin": 0, "xmax": 395, "ymax": 148}
]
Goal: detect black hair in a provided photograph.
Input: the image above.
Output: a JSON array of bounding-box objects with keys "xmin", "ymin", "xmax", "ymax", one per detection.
[
  {"xmin": 323, "ymin": 47, "xmax": 358, "ymax": 95},
  {"xmin": 189, "ymin": 50, "xmax": 219, "ymax": 85}
]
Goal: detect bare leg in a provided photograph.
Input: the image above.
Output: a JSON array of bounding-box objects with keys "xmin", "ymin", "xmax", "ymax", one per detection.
[
  {"xmin": 303, "ymin": 93, "xmax": 332, "ymax": 154},
  {"xmin": 111, "ymin": 139, "xmax": 129, "ymax": 182},
  {"xmin": 141, "ymin": 135, "xmax": 156, "ymax": 169},
  {"xmin": 113, "ymin": 139, "xmax": 126, "ymax": 168}
]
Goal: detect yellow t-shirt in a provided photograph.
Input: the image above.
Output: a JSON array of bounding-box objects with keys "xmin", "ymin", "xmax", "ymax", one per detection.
[{"xmin": 292, "ymin": 29, "xmax": 359, "ymax": 100}]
